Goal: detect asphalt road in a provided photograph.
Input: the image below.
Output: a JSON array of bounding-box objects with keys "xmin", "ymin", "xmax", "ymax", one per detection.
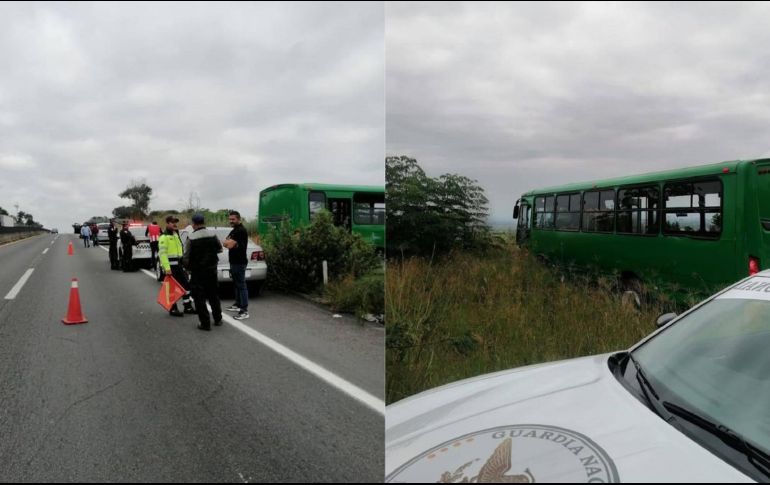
[{"xmin": 0, "ymin": 234, "xmax": 384, "ymax": 482}]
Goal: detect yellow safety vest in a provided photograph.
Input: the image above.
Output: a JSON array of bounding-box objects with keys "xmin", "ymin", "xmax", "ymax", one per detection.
[{"xmin": 158, "ymin": 231, "xmax": 184, "ymax": 272}]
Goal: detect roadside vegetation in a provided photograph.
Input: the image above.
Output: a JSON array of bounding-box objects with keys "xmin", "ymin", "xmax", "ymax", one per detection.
[
  {"xmin": 261, "ymin": 210, "xmax": 384, "ymax": 318},
  {"xmin": 385, "ymin": 156, "xmax": 695, "ymax": 404},
  {"xmin": 385, "ymin": 238, "xmax": 694, "ymax": 403}
]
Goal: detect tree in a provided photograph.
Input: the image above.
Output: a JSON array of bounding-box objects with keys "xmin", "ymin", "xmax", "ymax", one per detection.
[
  {"xmin": 112, "ymin": 206, "xmax": 134, "ymax": 219},
  {"xmin": 118, "ymin": 181, "xmax": 153, "ymax": 218},
  {"xmin": 0, "ymin": 206, "xmax": 8, "ymax": 216},
  {"xmin": 386, "ymin": 155, "xmax": 490, "ymax": 258}
]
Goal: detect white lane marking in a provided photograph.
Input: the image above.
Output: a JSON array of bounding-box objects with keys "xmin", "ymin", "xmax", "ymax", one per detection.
[
  {"xmin": 4, "ymin": 269, "xmax": 35, "ymax": 300},
  {"xmin": 137, "ymin": 268, "xmax": 385, "ymax": 415},
  {"xmin": 141, "ymin": 269, "xmax": 155, "ymax": 278},
  {"xmin": 100, "ymin": 246, "xmax": 109, "ymax": 252},
  {"xmin": 42, "ymin": 248, "xmax": 49, "ymax": 255}
]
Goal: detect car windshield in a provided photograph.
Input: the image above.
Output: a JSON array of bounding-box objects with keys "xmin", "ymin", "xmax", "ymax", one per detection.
[{"xmin": 633, "ymin": 276, "xmax": 770, "ymax": 454}]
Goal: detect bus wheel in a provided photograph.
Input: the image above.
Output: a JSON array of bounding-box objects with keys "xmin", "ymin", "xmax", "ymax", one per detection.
[
  {"xmin": 622, "ymin": 290, "xmax": 642, "ymax": 309},
  {"xmin": 620, "ymin": 275, "xmax": 643, "ymax": 309}
]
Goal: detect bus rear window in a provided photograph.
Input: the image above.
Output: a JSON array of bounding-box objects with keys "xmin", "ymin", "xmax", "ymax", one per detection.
[{"xmin": 663, "ymin": 180, "xmax": 722, "ymax": 238}]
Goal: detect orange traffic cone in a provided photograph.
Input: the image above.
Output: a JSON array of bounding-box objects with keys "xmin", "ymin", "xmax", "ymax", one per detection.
[
  {"xmin": 67, "ymin": 241, "xmax": 74, "ymax": 256},
  {"xmin": 62, "ymin": 278, "xmax": 88, "ymax": 325}
]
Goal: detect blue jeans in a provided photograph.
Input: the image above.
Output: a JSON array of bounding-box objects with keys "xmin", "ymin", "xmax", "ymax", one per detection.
[{"xmin": 231, "ymin": 264, "xmax": 248, "ymax": 311}]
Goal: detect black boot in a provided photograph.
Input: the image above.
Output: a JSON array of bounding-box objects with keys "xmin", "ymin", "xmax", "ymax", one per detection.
[
  {"xmin": 183, "ymin": 300, "xmax": 196, "ymax": 315},
  {"xmin": 169, "ymin": 305, "xmax": 184, "ymax": 317}
]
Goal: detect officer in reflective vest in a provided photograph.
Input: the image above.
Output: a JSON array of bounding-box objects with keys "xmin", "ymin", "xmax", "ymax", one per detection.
[{"xmin": 158, "ymin": 215, "xmax": 195, "ymax": 317}]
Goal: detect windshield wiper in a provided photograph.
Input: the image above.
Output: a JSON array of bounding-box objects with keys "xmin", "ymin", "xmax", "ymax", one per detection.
[
  {"xmin": 663, "ymin": 401, "xmax": 770, "ymax": 478},
  {"xmin": 627, "ymin": 354, "xmax": 675, "ymax": 423}
]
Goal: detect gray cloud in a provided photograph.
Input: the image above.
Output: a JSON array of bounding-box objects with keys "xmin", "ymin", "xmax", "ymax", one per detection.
[
  {"xmin": 0, "ymin": 2, "xmax": 384, "ymax": 230},
  {"xmin": 386, "ymin": 1, "xmax": 770, "ymax": 223}
]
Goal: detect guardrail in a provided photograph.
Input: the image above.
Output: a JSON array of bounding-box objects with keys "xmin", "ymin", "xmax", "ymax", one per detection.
[{"xmin": 0, "ymin": 226, "xmax": 45, "ymax": 235}]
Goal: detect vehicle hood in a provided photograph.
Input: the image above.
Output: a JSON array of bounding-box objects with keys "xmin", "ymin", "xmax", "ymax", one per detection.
[{"xmin": 386, "ymin": 354, "xmax": 753, "ymax": 483}]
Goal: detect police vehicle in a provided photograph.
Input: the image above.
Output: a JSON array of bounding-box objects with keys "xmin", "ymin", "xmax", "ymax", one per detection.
[
  {"xmin": 117, "ymin": 222, "xmax": 154, "ymax": 271},
  {"xmin": 386, "ymin": 272, "xmax": 770, "ymax": 483}
]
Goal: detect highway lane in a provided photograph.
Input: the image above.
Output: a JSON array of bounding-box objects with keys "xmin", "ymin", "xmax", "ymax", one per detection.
[
  {"xmin": 0, "ymin": 234, "xmax": 384, "ymax": 482},
  {"xmin": 0, "ymin": 234, "xmax": 56, "ymax": 304}
]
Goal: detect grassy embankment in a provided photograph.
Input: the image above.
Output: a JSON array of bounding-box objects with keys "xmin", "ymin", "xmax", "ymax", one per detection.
[{"xmin": 386, "ymin": 236, "xmax": 689, "ymax": 404}]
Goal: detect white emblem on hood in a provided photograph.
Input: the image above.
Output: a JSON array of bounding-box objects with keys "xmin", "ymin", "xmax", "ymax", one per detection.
[{"xmin": 387, "ymin": 425, "xmax": 620, "ymax": 483}]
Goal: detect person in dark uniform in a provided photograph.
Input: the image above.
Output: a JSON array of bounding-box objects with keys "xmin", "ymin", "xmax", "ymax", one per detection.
[
  {"xmin": 182, "ymin": 213, "xmax": 223, "ymax": 331},
  {"xmin": 107, "ymin": 219, "xmax": 120, "ymax": 270},
  {"xmin": 120, "ymin": 222, "xmax": 137, "ymax": 272}
]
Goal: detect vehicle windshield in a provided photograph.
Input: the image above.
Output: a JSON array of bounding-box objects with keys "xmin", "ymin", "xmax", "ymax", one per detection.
[{"xmin": 633, "ymin": 276, "xmax": 770, "ymax": 454}]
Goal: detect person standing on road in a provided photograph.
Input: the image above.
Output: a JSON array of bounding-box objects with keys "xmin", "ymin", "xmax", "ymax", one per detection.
[
  {"xmin": 119, "ymin": 222, "xmax": 137, "ymax": 271},
  {"xmin": 145, "ymin": 221, "xmax": 161, "ymax": 270},
  {"xmin": 80, "ymin": 224, "xmax": 91, "ymax": 248},
  {"xmin": 182, "ymin": 213, "xmax": 223, "ymax": 331},
  {"xmin": 158, "ymin": 215, "xmax": 195, "ymax": 317},
  {"xmin": 90, "ymin": 223, "xmax": 99, "ymax": 247},
  {"xmin": 107, "ymin": 219, "xmax": 120, "ymax": 270},
  {"xmin": 222, "ymin": 210, "xmax": 250, "ymax": 320}
]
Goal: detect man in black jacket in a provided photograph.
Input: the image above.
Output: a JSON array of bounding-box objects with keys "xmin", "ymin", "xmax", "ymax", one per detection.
[{"xmin": 182, "ymin": 213, "xmax": 223, "ymax": 331}]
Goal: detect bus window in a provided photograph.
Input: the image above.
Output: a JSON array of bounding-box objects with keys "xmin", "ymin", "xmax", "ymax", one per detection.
[
  {"xmin": 663, "ymin": 180, "xmax": 722, "ymax": 238},
  {"xmin": 534, "ymin": 196, "xmax": 554, "ymax": 229},
  {"xmin": 617, "ymin": 186, "xmax": 659, "ymax": 235},
  {"xmin": 583, "ymin": 189, "xmax": 615, "ymax": 233},
  {"xmin": 555, "ymin": 193, "xmax": 580, "ymax": 231},
  {"xmin": 353, "ymin": 193, "xmax": 385, "ymax": 225},
  {"xmin": 309, "ymin": 192, "xmax": 326, "ymax": 219},
  {"xmin": 535, "ymin": 196, "xmax": 554, "ymax": 229}
]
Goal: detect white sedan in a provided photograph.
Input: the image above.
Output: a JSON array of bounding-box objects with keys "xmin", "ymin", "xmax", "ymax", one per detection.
[
  {"xmin": 386, "ymin": 271, "xmax": 770, "ymax": 483},
  {"xmin": 156, "ymin": 226, "xmax": 267, "ymax": 294}
]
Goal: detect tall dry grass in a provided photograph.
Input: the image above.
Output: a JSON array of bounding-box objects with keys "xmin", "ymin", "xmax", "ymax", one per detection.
[{"xmin": 386, "ymin": 243, "xmax": 684, "ymax": 404}]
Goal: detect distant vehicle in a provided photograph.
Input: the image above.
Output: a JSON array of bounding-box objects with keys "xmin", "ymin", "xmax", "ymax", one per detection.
[
  {"xmin": 51, "ymin": 228, "xmax": 58, "ymax": 234},
  {"xmin": 96, "ymin": 223, "xmax": 111, "ymax": 245},
  {"xmin": 0, "ymin": 214, "xmax": 16, "ymax": 227},
  {"xmin": 514, "ymin": 158, "xmax": 770, "ymax": 292},
  {"xmin": 117, "ymin": 223, "xmax": 153, "ymax": 271},
  {"xmin": 386, "ymin": 271, "xmax": 770, "ymax": 483},
  {"xmin": 258, "ymin": 183, "xmax": 385, "ymax": 251},
  {"xmin": 156, "ymin": 226, "xmax": 267, "ymax": 294}
]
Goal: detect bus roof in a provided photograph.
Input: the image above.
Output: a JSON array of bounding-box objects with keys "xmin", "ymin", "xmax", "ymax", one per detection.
[
  {"xmin": 260, "ymin": 183, "xmax": 384, "ymax": 195},
  {"xmin": 522, "ymin": 158, "xmax": 770, "ymax": 196}
]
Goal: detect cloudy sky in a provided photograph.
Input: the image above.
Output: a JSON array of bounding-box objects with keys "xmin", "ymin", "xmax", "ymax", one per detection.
[
  {"xmin": 0, "ymin": 2, "xmax": 384, "ymax": 231},
  {"xmin": 386, "ymin": 1, "xmax": 770, "ymax": 223}
]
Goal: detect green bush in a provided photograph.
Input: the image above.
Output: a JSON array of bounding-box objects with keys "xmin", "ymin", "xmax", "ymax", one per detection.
[
  {"xmin": 262, "ymin": 210, "xmax": 381, "ymax": 293},
  {"xmin": 325, "ymin": 271, "xmax": 385, "ymax": 317}
]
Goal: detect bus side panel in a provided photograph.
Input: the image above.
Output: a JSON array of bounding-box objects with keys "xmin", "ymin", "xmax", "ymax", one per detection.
[{"xmin": 657, "ymin": 174, "xmax": 737, "ymax": 289}]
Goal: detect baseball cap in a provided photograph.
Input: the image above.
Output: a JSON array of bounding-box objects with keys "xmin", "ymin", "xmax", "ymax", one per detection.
[
  {"xmin": 165, "ymin": 215, "xmax": 180, "ymax": 223},
  {"xmin": 191, "ymin": 213, "xmax": 205, "ymax": 224}
]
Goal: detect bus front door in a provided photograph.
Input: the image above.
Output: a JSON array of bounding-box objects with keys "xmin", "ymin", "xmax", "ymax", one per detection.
[
  {"xmin": 515, "ymin": 200, "xmax": 532, "ymax": 246},
  {"xmin": 328, "ymin": 198, "xmax": 352, "ymax": 231}
]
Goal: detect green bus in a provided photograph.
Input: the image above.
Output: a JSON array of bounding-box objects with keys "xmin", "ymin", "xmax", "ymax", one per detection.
[
  {"xmin": 258, "ymin": 183, "xmax": 385, "ymax": 250},
  {"xmin": 513, "ymin": 158, "xmax": 770, "ymax": 291}
]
